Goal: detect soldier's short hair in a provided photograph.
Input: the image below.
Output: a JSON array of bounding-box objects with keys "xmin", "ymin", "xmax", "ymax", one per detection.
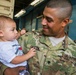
[{"xmin": 46, "ymin": 0, "xmax": 72, "ymax": 19}]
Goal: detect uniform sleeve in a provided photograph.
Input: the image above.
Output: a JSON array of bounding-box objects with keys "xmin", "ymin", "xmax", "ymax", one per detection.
[{"xmin": 0, "ymin": 44, "xmax": 17, "ymax": 62}]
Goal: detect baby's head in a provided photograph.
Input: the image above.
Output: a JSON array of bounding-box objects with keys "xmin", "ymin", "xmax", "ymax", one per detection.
[
  {"xmin": 0, "ymin": 15, "xmax": 15, "ymax": 30},
  {"xmin": 0, "ymin": 15, "xmax": 18, "ymax": 41}
]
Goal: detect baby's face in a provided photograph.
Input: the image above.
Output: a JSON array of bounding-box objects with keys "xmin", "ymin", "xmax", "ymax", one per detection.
[{"xmin": 1, "ymin": 21, "xmax": 18, "ymax": 41}]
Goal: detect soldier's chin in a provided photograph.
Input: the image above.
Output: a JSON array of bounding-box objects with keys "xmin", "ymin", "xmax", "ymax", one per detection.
[{"xmin": 42, "ymin": 30, "xmax": 50, "ymax": 36}]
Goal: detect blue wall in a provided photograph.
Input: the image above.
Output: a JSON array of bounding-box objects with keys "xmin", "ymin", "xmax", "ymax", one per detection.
[
  {"xmin": 15, "ymin": 0, "xmax": 76, "ymax": 40},
  {"xmin": 68, "ymin": 0, "xmax": 76, "ymax": 40}
]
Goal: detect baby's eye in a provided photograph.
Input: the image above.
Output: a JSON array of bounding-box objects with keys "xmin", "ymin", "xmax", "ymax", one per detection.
[{"xmin": 11, "ymin": 29, "xmax": 15, "ymax": 31}]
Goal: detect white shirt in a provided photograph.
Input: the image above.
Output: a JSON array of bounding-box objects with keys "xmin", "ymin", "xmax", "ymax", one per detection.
[
  {"xmin": 0, "ymin": 40, "xmax": 27, "ymax": 68},
  {"xmin": 49, "ymin": 36, "xmax": 65, "ymax": 46}
]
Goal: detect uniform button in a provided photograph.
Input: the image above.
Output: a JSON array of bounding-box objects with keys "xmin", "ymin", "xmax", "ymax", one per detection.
[
  {"xmin": 37, "ymin": 61, "xmax": 39, "ymax": 64},
  {"xmin": 44, "ymin": 55, "xmax": 46, "ymax": 57},
  {"xmin": 47, "ymin": 61, "xmax": 50, "ymax": 64}
]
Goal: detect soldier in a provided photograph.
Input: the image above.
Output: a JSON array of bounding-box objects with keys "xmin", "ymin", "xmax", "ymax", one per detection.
[{"xmin": 1, "ymin": 0, "xmax": 76, "ymax": 75}]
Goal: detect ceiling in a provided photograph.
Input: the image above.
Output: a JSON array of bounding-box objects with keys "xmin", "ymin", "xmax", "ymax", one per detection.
[{"xmin": 14, "ymin": 0, "xmax": 34, "ymax": 15}]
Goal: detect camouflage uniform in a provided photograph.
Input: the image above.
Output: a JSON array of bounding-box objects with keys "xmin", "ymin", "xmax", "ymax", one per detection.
[
  {"xmin": 18, "ymin": 30, "xmax": 76, "ymax": 75},
  {"xmin": 0, "ymin": 30, "xmax": 76, "ymax": 75}
]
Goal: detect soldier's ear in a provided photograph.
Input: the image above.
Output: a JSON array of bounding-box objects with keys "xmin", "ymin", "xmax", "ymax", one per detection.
[{"xmin": 62, "ymin": 18, "xmax": 70, "ymax": 27}]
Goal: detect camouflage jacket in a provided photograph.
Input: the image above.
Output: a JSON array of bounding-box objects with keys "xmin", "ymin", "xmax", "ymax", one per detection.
[{"xmin": 19, "ymin": 30, "xmax": 76, "ymax": 75}]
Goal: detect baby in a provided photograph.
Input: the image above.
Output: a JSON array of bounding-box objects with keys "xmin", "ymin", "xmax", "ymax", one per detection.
[{"xmin": 0, "ymin": 15, "xmax": 36, "ymax": 75}]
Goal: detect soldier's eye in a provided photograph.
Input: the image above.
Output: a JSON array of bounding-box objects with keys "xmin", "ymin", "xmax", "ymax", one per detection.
[
  {"xmin": 46, "ymin": 17, "xmax": 53, "ymax": 23},
  {"xmin": 42, "ymin": 15, "xmax": 53, "ymax": 23}
]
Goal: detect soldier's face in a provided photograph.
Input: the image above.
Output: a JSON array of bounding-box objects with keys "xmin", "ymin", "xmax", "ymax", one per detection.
[{"xmin": 41, "ymin": 7, "xmax": 64, "ymax": 37}]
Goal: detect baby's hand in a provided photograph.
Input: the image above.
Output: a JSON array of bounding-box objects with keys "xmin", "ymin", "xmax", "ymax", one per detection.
[
  {"xmin": 27, "ymin": 48, "xmax": 36, "ymax": 58},
  {"xmin": 20, "ymin": 28, "xmax": 26, "ymax": 35}
]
